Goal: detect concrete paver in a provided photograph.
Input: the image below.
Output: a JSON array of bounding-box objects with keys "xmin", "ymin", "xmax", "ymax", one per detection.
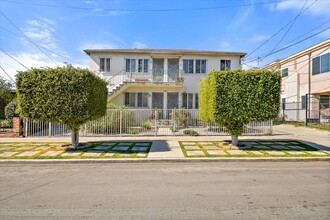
[
  {"xmin": 112, "ymin": 146, "xmax": 130, "ymax": 151},
  {"xmin": 0, "ymin": 152, "xmax": 18, "ymax": 157},
  {"xmin": 137, "ymin": 153, "xmax": 147, "ymax": 157},
  {"xmin": 93, "ymin": 145, "xmax": 112, "ymax": 150},
  {"xmin": 183, "ymin": 145, "xmax": 201, "ymax": 150},
  {"xmin": 304, "ymin": 151, "xmax": 328, "ymax": 156},
  {"xmin": 40, "ymin": 151, "xmax": 64, "ymax": 157},
  {"xmin": 131, "ymin": 146, "xmax": 148, "ymax": 152},
  {"xmin": 285, "ymin": 150, "xmax": 306, "ymax": 155},
  {"xmin": 103, "ymin": 152, "xmax": 116, "ymax": 157},
  {"xmin": 82, "ymin": 151, "xmax": 103, "ymax": 157},
  {"xmin": 264, "ymin": 150, "xmax": 286, "ymax": 156},
  {"xmin": 254, "ymin": 145, "xmax": 271, "ymax": 149},
  {"xmin": 15, "ymin": 151, "xmax": 40, "ymax": 157},
  {"xmin": 287, "ymin": 146, "xmax": 307, "ymax": 150},
  {"xmin": 206, "ymin": 150, "xmax": 226, "ymax": 155},
  {"xmin": 227, "ymin": 150, "xmax": 247, "ymax": 155},
  {"xmin": 61, "ymin": 152, "xmax": 81, "ymax": 157},
  {"xmin": 248, "ymin": 151, "xmax": 265, "ymax": 156},
  {"xmin": 270, "ymin": 145, "xmax": 290, "ymax": 150},
  {"xmin": 201, "ymin": 145, "xmax": 219, "ymax": 150},
  {"xmin": 0, "ymin": 147, "xmax": 15, "ymax": 151},
  {"xmin": 186, "ymin": 151, "xmax": 205, "ymax": 156}
]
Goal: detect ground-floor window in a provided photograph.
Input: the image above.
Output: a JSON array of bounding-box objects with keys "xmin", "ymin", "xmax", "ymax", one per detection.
[
  {"xmin": 320, "ymin": 95, "xmax": 329, "ymax": 109},
  {"xmin": 125, "ymin": 92, "xmax": 148, "ymax": 107},
  {"xmin": 182, "ymin": 93, "xmax": 198, "ymax": 109}
]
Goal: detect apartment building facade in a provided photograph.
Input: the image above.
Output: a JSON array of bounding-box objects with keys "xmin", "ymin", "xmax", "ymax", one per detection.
[
  {"xmin": 265, "ymin": 39, "xmax": 330, "ymax": 122},
  {"xmin": 84, "ymin": 49, "xmax": 245, "ymax": 110}
]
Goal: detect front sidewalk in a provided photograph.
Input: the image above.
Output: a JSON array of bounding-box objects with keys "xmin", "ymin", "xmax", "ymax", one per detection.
[{"xmin": 0, "ymin": 124, "xmax": 329, "ymax": 161}]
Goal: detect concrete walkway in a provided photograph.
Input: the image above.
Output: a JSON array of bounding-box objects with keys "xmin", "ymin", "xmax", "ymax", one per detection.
[{"xmin": 0, "ymin": 124, "xmax": 329, "ymax": 159}]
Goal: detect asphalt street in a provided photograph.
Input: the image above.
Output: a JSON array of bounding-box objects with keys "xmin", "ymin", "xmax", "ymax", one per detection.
[{"xmin": 0, "ymin": 162, "xmax": 329, "ymax": 219}]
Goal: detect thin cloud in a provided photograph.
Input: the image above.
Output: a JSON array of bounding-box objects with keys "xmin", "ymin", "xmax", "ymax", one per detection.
[
  {"xmin": 132, "ymin": 41, "xmax": 147, "ymax": 49},
  {"xmin": 249, "ymin": 34, "xmax": 269, "ymax": 43}
]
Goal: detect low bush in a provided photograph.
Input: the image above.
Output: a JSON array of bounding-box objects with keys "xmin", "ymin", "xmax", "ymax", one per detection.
[
  {"xmin": 0, "ymin": 120, "xmax": 11, "ymax": 128},
  {"xmin": 141, "ymin": 121, "xmax": 152, "ymax": 130},
  {"xmin": 5, "ymin": 100, "xmax": 17, "ymax": 120},
  {"xmin": 183, "ymin": 129, "xmax": 199, "ymax": 136}
]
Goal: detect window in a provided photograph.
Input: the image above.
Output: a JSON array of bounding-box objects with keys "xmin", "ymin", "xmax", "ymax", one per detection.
[
  {"xmin": 281, "ymin": 98, "xmax": 286, "ymax": 110},
  {"xmin": 125, "ymin": 93, "xmax": 136, "ymax": 107},
  {"xmin": 195, "ymin": 93, "xmax": 199, "ymax": 109},
  {"xmin": 138, "ymin": 59, "xmax": 149, "ymax": 73},
  {"xmin": 183, "ymin": 59, "xmax": 194, "ymax": 73},
  {"xmin": 195, "ymin": 60, "xmax": 206, "ymax": 74},
  {"xmin": 312, "ymin": 53, "xmax": 330, "ymax": 75},
  {"xmin": 125, "ymin": 59, "xmax": 136, "ymax": 72},
  {"xmin": 320, "ymin": 95, "xmax": 329, "ymax": 109},
  {"xmin": 282, "ymin": 68, "xmax": 288, "ymax": 77},
  {"xmin": 301, "ymin": 95, "xmax": 306, "ymax": 110},
  {"xmin": 125, "ymin": 92, "xmax": 148, "ymax": 107},
  {"xmin": 99, "ymin": 58, "xmax": 110, "ymax": 72},
  {"xmin": 220, "ymin": 60, "xmax": 231, "ymax": 70},
  {"xmin": 182, "ymin": 93, "xmax": 194, "ymax": 109},
  {"xmin": 137, "ymin": 93, "xmax": 148, "ymax": 107}
]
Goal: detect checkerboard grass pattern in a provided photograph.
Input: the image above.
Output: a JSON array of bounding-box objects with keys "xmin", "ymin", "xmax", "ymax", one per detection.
[
  {"xmin": 180, "ymin": 141, "xmax": 330, "ymax": 158},
  {"xmin": 0, "ymin": 142, "xmax": 152, "ymax": 159}
]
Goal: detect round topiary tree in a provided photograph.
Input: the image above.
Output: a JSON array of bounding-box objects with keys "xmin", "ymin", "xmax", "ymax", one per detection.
[
  {"xmin": 16, "ymin": 65, "xmax": 108, "ymax": 147},
  {"xmin": 199, "ymin": 69, "xmax": 281, "ymax": 146}
]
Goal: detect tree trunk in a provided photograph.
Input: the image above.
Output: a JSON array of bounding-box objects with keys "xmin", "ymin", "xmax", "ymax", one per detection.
[
  {"xmin": 71, "ymin": 129, "xmax": 79, "ymax": 148},
  {"xmin": 231, "ymin": 135, "xmax": 238, "ymax": 146}
]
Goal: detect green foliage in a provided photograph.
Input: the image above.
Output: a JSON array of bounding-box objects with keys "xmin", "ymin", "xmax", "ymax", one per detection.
[
  {"xmin": 199, "ymin": 69, "xmax": 281, "ymax": 137},
  {"xmin": 0, "ymin": 76, "xmax": 14, "ymax": 119},
  {"xmin": 141, "ymin": 121, "xmax": 152, "ymax": 130},
  {"xmin": 0, "ymin": 119, "xmax": 11, "ymax": 128},
  {"xmin": 171, "ymin": 108, "xmax": 191, "ymax": 128},
  {"xmin": 5, "ymin": 100, "xmax": 17, "ymax": 120},
  {"xmin": 16, "ymin": 65, "xmax": 108, "ymax": 133},
  {"xmin": 183, "ymin": 129, "xmax": 200, "ymax": 136},
  {"xmin": 128, "ymin": 128, "xmax": 139, "ymax": 135},
  {"xmin": 84, "ymin": 104, "xmax": 134, "ymax": 134}
]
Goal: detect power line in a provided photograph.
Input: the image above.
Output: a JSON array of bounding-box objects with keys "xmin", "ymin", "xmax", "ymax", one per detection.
[
  {"xmin": 243, "ymin": 26, "xmax": 330, "ymax": 65},
  {"xmin": 0, "ymin": 0, "xmax": 294, "ymax": 12},
  {"xmin": 245, "ymin": 0, "xmax": 319, "ymax": 59},
  {"xmin": 0, "ymin": 10, "xmax": 59, "ymax": 67},
  {"xmin": 0, "ymin": 48, "xmax": 29, "ymax": 70},
  {"xmin": 0, "ymin": 26, "xmax": 87, "ymax": 66},
  {"xmin": 0, "ymin": 66, "xmax": 15, "ymax": 83},
  {"xmin": 268, "ymin": 0, "xmax": 310, "ymax": 54}
]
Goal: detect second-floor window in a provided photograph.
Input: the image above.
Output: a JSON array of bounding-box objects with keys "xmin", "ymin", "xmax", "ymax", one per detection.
[
  {"xmin": 138, "ymin": 59, "xmax": 149, "ymax": 73},
  {"xmin": 183, "ymin": 59, "xmax": 206, "ymax": 74},
  {"xmin": 220, "ymin": 60, "xmax": 231, "ymax": 70},
  {"xmin": 125, "ymin": 59, "xmax": 136, "ymax": 72},
  {"xmin": 312, "ymin": 53, "xmax": 330, "ymax": 75},
  {"xmin": 100, "ymin": 58, "xmax": 110, "ymax": 72},
  {"xmin": 282, "ymin": 68, "xmax": 288, "ymax": 77}
]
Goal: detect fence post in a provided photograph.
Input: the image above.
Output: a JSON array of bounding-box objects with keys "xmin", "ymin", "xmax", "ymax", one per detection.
[
  {"xmin": 305, "ymin": 93, "xmax": 308, "ymax": 126},
  {"xmin": 24, "ymin": 119, "xmax": 28, "ymax": 137},
  {"xmin": 120, "ymin": 109, "xmax": 123, "ymax": 137},
  {"xmin": 49, "ymin": 122, "xmax": 52, "ymax": 137},
  {"xmin": 270, "ymin": 120, "xmax": 273, "ymax": 135},
  {"xmin": 173, "ymin": 109, "xmax": 176, "ymax": 136},
  {"xmin": 154, "ymin": 109, "xmax": 157, "ymax": 136}
]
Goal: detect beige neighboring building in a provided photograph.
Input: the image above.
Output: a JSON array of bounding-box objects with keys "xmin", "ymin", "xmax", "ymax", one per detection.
[
  {"xmin": 84, "ymin": 49, "xmax": 245, "ymax": 110},
  {"xmin": 265, "ymin": 39, "xmax": 330, "ymax": 122}
]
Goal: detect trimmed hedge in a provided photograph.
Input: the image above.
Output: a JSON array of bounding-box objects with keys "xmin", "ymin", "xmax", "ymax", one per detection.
[
  {"xmin": 16, "ymin": 65, "xmax": 108, "ymax": 133},
  {"xmin": 199, "ymin": 69, "xmax": 281, "ymax": 137}
]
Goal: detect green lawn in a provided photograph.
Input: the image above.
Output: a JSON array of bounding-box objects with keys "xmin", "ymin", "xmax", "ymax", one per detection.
[
  {"xmin": 179, "ymin": 140, "xmax": 330, "ymax": 158},
  {"xmin": 0, "ymin": 142, "xmax": 152, "ymax": 159}
]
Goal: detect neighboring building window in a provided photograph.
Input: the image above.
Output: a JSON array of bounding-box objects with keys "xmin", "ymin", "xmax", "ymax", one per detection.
[
  {"xmin": 100, "ymin": 58, "xmax": 110, "ymax": 72},
  {"xmin": 125, "ymin": 59, "xmax": 136, "ymax": 72},
  {"xmin": 137, "ymin": 93, "xmax": 148, "ymax": 107},
  {"xmin": 312, "ymin": 53, "xmax": 330, "ymax": 75},
  {"xmin": 138, "ymin": 59, "xmax": 149, "ymax": 73},
  {"xmin": 183, "ymin": 59, "xmax": 194, "ymax": 74},
  {"xmin": 195, "ymin": 93, "xmax": 199, "ymax": 109},
  {"xmin": 125, "ymin": 93, "xmax": 136, "ymax": 107},
  {"xmin": 282, "ymin": 98, "xmax": 286, "ymax": 110},
  {"xmin": 182, "ymin": 93, "xmax": 194, "ymax": 109},
  {"xmin": 320, "ymin": 95, "xmax": 329, "ymax": 109},
  {"xmin": 195, "ymin": 60, "xmax": 206, "ymax": 74},
  {"xmin": 220, "ymin": 60, "xmax": 231, "ymax": 70},
  {"xmin": 301, "ymin": 95, "xmax": 306, "ymax": 110},
  {"xmin": 282, "ymin": 68, "xmax": 288, "ymax": 77}
]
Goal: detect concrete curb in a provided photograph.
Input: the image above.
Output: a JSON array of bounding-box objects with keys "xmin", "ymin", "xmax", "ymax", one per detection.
[{"xmin": 0, "ymin": 157, "xmax": 329, "ymax": 164}]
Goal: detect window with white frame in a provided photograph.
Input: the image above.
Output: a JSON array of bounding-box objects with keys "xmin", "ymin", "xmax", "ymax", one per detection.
[
  {"xmin": 195, "ymin": 59, "xmax": 207, "ymax": 74},
  {"xmin": 125, "ymin": 59, "xmax": 136, "ymax": 72},
  {"xmin": 282, "ymin": 68, "xmax": 288, "ymax": 77},
  {"xmin": 99, "ymin": 58, "xmax": 111, "ymax": 72},
  {"xmin": 312, "ymin": 53, "xmax": 330, "ymax": 75},
  {"xmin": 182, "ymin": 93, "xmax": 194, "ymax": 109},
  {"xmin": 183, "ymin": 59, "xmax": 194, "ymax": 74},
  {"xmin": 138, "ymin": 59, "xmax": 149, "ymax": 73},
  {"xmin": 125, "ymin": 92, "xmax": 148, "ymax": 107},
  {"xmin": 220, "ymin": 60, "xmax": 231, "ymax": 70}
]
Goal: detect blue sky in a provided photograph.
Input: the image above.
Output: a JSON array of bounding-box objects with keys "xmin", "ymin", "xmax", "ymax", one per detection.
[{"xmin": 1, "ymin": 0, "xmax": 330, "ymax": 82}]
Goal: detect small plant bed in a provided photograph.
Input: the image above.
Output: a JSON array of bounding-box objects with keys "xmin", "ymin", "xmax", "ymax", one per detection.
[
  {"xmin": 0, "ymin": 142, "xmax": 152, "ymax": 159},
  {"xmin": 179, "ymin": 140, "xmax": 330, "ymax": 158}
]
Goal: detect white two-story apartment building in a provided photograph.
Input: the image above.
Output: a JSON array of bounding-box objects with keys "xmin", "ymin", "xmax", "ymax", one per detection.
[{"xmin": 84, "ymin": 49, "xmax": 245, "ymax": 110}]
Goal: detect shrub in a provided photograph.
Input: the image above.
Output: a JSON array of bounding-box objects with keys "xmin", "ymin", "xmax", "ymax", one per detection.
[
  {"xmin": 16, "ymin": 65, "xmax": 108, "ymax": 147},
  {"xmin": 141, "ymin": 121, "xmax": 152, "ymax": 130},
  {"xmin": 183, "ymin": 129, "xmax": 199, "ymax": 136},
  {"xmin": 5, "ymin": 100, "xmax": 17, "ymax": 120},
  {"xmin": 199, "ymin": 69, "xmax": 281, "ymax": 145},
  {"xmin": 0, "ymin": 76, "xmax": 14, "ymax": 119},
  {"xmin": 0, "ymin": 120, "xmax": 11, "ymax": 128}
]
